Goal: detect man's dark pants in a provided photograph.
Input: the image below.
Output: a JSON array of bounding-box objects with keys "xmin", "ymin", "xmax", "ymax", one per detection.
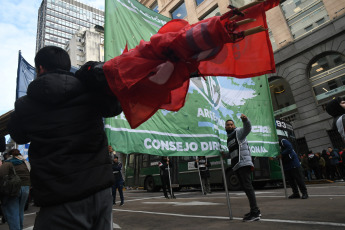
[
  {"xmin": 285, "ymin": 167, "xmax": 308, "ymax": 195},
  {"xmin": 236, "ymin": 166, "xmax": 259, "ymax": 213}
]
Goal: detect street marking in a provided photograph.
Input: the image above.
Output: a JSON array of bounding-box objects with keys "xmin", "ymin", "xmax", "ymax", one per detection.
[
  {"xmin": 23, "ymin": 222, "xmax": 121, "ymax": 230},
  {"xmin": 113, "ymin": 223, "xmax": 121, "ymax": 229},
  {"xmin": 142, "ymin": 201, "xmax": 223, "ymax": 206},
  {"xmin": 112, "ymin": 209, "xmax": 345, "ymax": 227}
]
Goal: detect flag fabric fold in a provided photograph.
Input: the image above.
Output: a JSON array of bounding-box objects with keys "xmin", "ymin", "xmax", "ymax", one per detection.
[{"xmin": 103, "ymin": 0, "xmax": 279, "ymax": 129}]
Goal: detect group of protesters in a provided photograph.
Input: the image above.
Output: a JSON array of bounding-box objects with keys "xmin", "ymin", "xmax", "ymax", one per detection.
[{"xmin": 300, "ymin": 148, "xmax": 345, "ymax": 181}]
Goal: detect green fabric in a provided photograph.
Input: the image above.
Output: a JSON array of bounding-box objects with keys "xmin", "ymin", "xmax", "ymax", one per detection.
[{"xmin": 104, "ymin": 0, "xmax": 280, "ymax": 157}]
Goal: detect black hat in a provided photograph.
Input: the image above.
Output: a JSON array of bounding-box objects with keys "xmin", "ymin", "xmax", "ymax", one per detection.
[{"xmin": 325, "ymin": 97, "xmax": 345, "ymax": 117}]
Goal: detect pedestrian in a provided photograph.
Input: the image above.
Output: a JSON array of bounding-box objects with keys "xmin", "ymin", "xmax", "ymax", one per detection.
[
  {"xmin": 112, "ymin": 156, "xmax": 124, "ymax": 206},
  {"xmin": 300, "ymin": 153, "xmax": 311, "ymax": 181},
  {"xmin": 0, "ymin": 149, "xmax": 30, "ymax": 230},
  {"xmin": 321, "ymin": 149, "xmax": 331, "ymax": 179},
  {"xmin": 328, "ymin": 147, "xmax": 342, "ymax": 180},
  {"xmin": 7, "ymin": 46, "xmax": 123, "ymax": 229},
  {"xmin": 194, "ymin": 156, "xmax": 211, "ymax": 195},
  {"xmin": 108, "ymin": 145, "xmax": 116, "ymax": 161},
  {"xmin": 279, "ymin": 139, "xmax": 308, "ymax": 199},
  {"xmin": 225, "ymin": 114, "xmax": 260, "ymax": 222},
  {"xmin": 308, "ymin": 151, "xmax": 321, "ymax": 179},
  {"xmin": 315, "ymin": 152, "xmax": 325, "ymax": 179},
  {"xmin": 159, "ymin": 156, "xmax": 175, "ymax": 199}
]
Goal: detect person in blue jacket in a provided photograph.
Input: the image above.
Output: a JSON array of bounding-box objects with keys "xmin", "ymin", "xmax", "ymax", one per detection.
[{"xmin": 279, "ymin": 139, "xmax": 308, "ymax": 199}]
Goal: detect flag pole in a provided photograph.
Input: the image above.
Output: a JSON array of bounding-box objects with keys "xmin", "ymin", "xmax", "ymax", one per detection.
[
  {"xmin": 167, "ymin": 157, "xmax": 174, "ymax": 199},
  {"xmin": 220, "ymin": 154, "xmax": 233, "ymax": 220},
  {"xmin": 279, "ymin": 158, "xmax": 288, "ymax": 199},
  {"xmin": 196, "ymin": 157, "xmax": 205, "ymax": 195}
]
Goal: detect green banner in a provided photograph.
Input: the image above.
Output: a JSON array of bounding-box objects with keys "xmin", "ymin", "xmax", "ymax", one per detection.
[{"xmin": 104, "ymin": 0, "xmax": 280, "ymax": 157}]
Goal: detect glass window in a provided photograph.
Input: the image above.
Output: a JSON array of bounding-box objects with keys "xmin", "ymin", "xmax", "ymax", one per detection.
[
  {"xmin": 309, "ymin": 53, "xmax": 345, "ymax": 78},
  {"xmin": 200, "ymin": 7, "xmax": 220, "ymax": 20},
  {"xmin": 195, "ymin": 0, "xmax": 205, "ymax": 6},
  {"xmin": 171, "ymin": 2, "xmax": 187, "ymax": 19},
  {"xmin": 269, "ymin": 76, "xmax": 296, "ymax": 111},
  {"xmin": 230, "ymin": 0, "xmax": 252, "ymax": 8},
  {"xmin": 281, "ymin": 0, "xmax": 329, "ymax": 39},
  {"xmin": 150, "ymin": 1, "xmax": 159, "ymax": 12}
]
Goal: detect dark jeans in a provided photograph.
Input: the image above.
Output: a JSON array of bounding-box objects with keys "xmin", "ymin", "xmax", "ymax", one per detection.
[
  {"xmin": 236, "ymin": 166, "xmax": 259, "ymax": 213},
  {"xmin": 112, "ymin": 181, "xmax": 124, "ymax": 204},
  {"xmin": 33, "ymin": 188, "xmax": 113, "ymax": 230},
  {"xmin": 285, "ymin": 167, "xmax": 308, "ymax": 195},
  {"xmin": 161, "ymin": 175, "xmax": 173, "ymax": 197}
]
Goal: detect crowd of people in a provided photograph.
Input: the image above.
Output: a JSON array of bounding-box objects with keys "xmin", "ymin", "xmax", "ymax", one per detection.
[{"xmin": 300, "ymin": 148, "xmax": 345, "ymax": 181}]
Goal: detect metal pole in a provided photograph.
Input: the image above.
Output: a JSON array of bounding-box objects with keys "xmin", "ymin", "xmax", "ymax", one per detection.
[
  {"xmin": 220, "ymin": 155, "xmax": 233, "ymax": 220},
  {"xmin": 167, "ymin": 157, "xmax": 174, "ymax": 199},
  {"xmin": 279, "ymin": 158, "xmax": 288, "ymax": 199},
  {"xmin": 196, "ymin": 157, "xmax": 205, "ymax": 195}
]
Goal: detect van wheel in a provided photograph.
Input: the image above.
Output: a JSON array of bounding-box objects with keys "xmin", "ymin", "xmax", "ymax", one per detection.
[
  {"xmin": 226, "ymin": 170, "xmax": 241, "ymax": 191},
  {"xmin": 145, "ymin": 176, "xmax": 159, "ymax": 192}
]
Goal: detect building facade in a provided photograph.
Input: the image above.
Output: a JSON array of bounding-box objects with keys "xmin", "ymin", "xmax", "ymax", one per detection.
[
  {"xmin": 66, "ymin": 25, "xmax": 104, "ymax": 68},
  {"xmin": 139, "ymin": 0, "xmax": 345, "ymax": 153},
  {"xmin": 36, "ymin": 0, "xmax": 104, "ymax": 53}
]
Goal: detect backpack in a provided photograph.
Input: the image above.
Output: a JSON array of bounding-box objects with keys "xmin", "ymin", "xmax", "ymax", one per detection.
[{"xmin": 0, "ymin": 163, "xmax": 21, "ymax": 197}]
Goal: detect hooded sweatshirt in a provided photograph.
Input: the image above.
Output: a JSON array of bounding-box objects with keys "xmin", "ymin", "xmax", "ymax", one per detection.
[{"xmin": 8, "ymin": 70, "xmax": 122, "ymax": 206}]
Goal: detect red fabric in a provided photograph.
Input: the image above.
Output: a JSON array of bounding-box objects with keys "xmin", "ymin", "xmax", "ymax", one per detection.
[{"xmin": 103, "ymin": 0, "xmax": 279, "ymax": 129}]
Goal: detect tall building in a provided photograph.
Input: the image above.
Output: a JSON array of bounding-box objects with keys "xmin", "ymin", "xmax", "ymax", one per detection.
[
  {"xmin": 139, "ymin": 0, "xmax": 345, "ymax": 153},
  {"xmin": 36, "ymin": 0, "xmax": 104, "ymax": 53},
  {"xmin": 66, "ymin": 25, "xmax": 104, "ymax": 68}
]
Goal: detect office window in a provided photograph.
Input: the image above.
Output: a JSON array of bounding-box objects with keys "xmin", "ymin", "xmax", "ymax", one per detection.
[
  {"xmin": 195, "ymin": 0, "xmax": 205, "ymax": 6},
  {"xmin": 200, "ymin": 7, "xmax": 220, "ymax": 20},
  {"xmin": 281, "ymin": 0, "xmax": 329, "ymax": 39},
  {"xmin": 230, "ymin": 0, "xmax": 252, "ymax": 8},
  {"xmin": 309, "ymin": 53, "xmax": 345, "ymax": 78},
  {"xmin": 150, "ymin": 1, "xmax": 159, "ymax": 13},
  {"xmin": 171, "ymin": 2, "xmax": 187, "ymax": 19}
]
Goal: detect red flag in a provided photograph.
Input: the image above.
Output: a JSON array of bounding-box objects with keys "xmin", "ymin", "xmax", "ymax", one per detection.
[{"xmin": 103, "ymin": 0, "xmax": 279, "ymax": 128}]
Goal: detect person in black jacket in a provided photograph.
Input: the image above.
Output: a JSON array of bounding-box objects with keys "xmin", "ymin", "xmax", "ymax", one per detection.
[
  {"xmin": 159, "ymin": 156, "xmax": 175, "ymax": 199},
  {"xmin": 8, "ymin": 46, "xmax": 122, "ymax": 229},
  {"xmin": 112, "ymin": 156, "xmax": 124, "ymax": 206},
  {"xmin": 194, "ymin": 156, "xmax": 211, "ymax": 194},
  {"xmin": 0, "ymin": 136, "xmax": 5, "ymax": 153}
]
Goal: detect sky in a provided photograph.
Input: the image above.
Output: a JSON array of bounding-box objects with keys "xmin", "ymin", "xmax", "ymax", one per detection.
[{"xmin": 0, "ymin": 0, "xmax": 105, "ymax": 116}]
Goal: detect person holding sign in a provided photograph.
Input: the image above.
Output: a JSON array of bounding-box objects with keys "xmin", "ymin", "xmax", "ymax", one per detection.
[
  {"xmin": 194, "ymin": 156, "xmax": 211, "ymax": 195},
  {"xmin": 225, "ymin": 114, "xmax": 260, "ymax": 222}
]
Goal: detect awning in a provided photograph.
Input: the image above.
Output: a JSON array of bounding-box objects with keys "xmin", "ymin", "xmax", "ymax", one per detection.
[{"xmin": 0, "ymin": 110, "xmax": 13, "ymax": 136}]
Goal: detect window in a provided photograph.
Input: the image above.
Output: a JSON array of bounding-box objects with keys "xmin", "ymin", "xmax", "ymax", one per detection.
[
  {"xmin": 230, "ymin": 0, "xmax": 252, "ymax": 8},
  {"xmin": 150, "ymin": 1, "xmax": 159, "ymax": 13},
  {"xmin": 269, "ymin": 76, "xmax": 296, "ymax": 113},
  {"xmin": 309, "ymin": 53, "xmax": 345, "ymax": 101},
  {"xmin": 281, "ymin": 0, "xmax": 329, "ymax": 39},
  {"xmin": 199, "ymin": 7, "xmax": 220, "ymax": 20},
  {"xmin": 195, "ymin": 0, "xmax": 205, "ymax": 6},
  {"xmin": 309, "ymin": 53, "xmax": 345, "ymax": 78},
  {"xmin": 171, "ymin": 2, "xmax": 187, "ymax": 19}
]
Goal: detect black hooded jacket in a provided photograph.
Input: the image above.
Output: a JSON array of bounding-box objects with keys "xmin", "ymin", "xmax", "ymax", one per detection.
[{"xmin": 8, "ymin": 70, "xmax": 122, "ymax": 206}]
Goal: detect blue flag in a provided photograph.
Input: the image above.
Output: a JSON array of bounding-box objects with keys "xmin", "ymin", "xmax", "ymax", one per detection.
[
  {"xmin": 15, "ymin": 51, "xmax": 79, "ymax": 99},
  {"xmin": 16, "ymin": 51, "xmax": 36, "ymax": 99}
]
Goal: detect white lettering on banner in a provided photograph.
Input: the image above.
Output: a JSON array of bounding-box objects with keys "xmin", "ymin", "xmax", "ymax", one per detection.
[
  {"xmin": 252, "ymin": 126, "xmax": 270, "ymax": 134},
  {"xmin": 143, "ymin": 138, "xmax": 221, "ymax": 152},
  {"xmin": 197, "ymin": 108, "xmax": 225, "ymax": 127},
  {"xmin": 250, "ymin": 146, "xmax": 268, "ymax": 153}
]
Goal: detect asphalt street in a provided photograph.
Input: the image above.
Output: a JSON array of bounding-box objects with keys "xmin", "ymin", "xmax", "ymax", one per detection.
[{"xmin": 1, "ymin": 182, "xmax": 345, "ymax": 230}]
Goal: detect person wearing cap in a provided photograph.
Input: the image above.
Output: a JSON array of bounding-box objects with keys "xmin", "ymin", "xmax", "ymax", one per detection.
[{"xmin": 326, "ymin": 97, "xmax": 345, "ymax": 141}]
